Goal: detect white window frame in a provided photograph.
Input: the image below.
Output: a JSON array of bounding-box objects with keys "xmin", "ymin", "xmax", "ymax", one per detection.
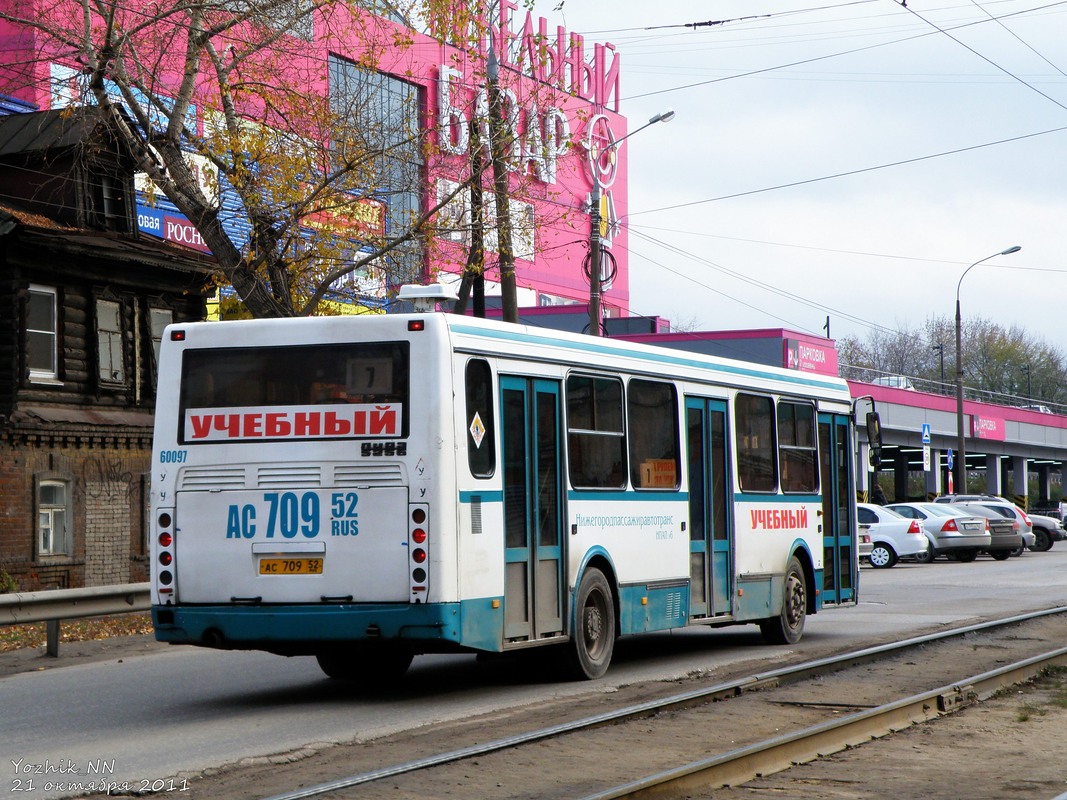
[
  {"xmin": 37, "ymin": 479, "xmax": 71, "ymax": 557},
  {"xmin": 97, "ymin": 297, "xmax": 125, "ymax": 384},
  {"xmin": 26, "ymin": 284, "xmax": 58, "ymax": 382},
  {"xmin": 149, "ymin": 307, "xmax": 173, "ymax": 371}
]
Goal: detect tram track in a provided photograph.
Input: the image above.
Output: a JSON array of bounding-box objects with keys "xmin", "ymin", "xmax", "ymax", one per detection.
[
  {"xmin": 584, "ymin": 646, "xmax": 1067, "ymax": 799},
  {"xmin": 247, "ymin": 606, "xmax": 1067, "ymax": 800}
]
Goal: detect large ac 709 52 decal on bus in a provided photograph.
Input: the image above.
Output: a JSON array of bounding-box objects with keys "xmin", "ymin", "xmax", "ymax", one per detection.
[{"xmin": 183, "ymin": 403, "xmax": 402, "ymax": 442}]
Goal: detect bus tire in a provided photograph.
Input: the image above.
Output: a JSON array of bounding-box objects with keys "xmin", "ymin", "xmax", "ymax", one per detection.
[
  {"xmin": 566, "ymin": 568, "xmax": 615, "ymax": 680},
  {"xmin": 316, "ymin": 645, "xmax": 413, "ymax": 684},
  {"xmin": 760, "ymin": 555, "xmax": 806, "ymax": 645}
]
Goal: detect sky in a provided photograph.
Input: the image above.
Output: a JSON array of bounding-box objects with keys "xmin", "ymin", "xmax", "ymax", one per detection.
[{"xmin": 530, "ymin": 0, "xmax": 1067, "ymax": 357}]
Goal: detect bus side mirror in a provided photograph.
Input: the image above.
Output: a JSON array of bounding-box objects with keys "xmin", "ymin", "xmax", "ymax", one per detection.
[{"xmin": 866, "ymin": 411, "xmax": 882, "ymax": 468}]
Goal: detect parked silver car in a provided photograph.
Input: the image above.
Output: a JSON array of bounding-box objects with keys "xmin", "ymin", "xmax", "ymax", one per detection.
[
  {"xmin": 937, "ymin": 503, "xmax": 1024, "ymax": 559},
  {"xmin": 934, "ymin": 494, "xmax": 1037, "ymax": 554},
  {"xmin": 856, "ymin": 503, "xmax": 929, "ymax": 568},
  {"xmin": 885, "ymin": 502, "xmax": 991, "ymax": 563}
]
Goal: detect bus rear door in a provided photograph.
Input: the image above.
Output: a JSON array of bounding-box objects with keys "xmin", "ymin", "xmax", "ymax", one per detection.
[{"xmin": 500, "ymin": 377, "xmax": 565, "ymax": 643}]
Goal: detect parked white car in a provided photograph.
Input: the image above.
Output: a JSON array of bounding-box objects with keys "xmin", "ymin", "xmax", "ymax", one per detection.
[{"xmin": 856, "ymin": 503, "xmax": 929, "ymax": 568}]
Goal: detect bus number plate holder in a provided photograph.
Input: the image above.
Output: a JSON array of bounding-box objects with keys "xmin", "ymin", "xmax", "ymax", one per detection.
[{"xmin": 259, "ymin": 557, "xmax": 324, "ymax": 575}]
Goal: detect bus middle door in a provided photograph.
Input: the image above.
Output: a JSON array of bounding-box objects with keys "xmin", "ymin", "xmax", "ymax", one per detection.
[
  {"xmin": 818, "ymin": 412, "xmax": 858, "ymax": 604},
  {"xmin": 686, "ymin": 397, "xmax": 733, "ymax": 618},
  {"xmin": 500, "ymin": 376, "xmax": 564, "ymax": 643}
]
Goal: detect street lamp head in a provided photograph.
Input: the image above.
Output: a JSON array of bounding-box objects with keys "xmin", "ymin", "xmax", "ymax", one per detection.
[
  {"xmin": 649, "ymin": 108, "xmax": 676, "ymax": 125},
  {"xmin": 954, "ymin": 242, "xmax": 1022, "ymax": 492}
]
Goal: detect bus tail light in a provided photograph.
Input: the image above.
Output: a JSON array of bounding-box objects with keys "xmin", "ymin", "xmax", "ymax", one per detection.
[
  {"xmin": 155, "ymin": 508, "xmax": 176, "ymax": 601},
  {"xmin": 409, "ymin": 504, "xmax": 429, "ymax": 601}
]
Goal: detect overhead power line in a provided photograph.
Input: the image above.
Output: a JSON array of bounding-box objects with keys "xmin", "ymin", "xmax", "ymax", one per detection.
[{"xmin": 627, "ymin": 121, "xmax": 1067, "ymax": 217}]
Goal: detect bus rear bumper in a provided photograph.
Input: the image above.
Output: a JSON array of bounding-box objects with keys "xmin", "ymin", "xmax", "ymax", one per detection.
[{"xmin": 151, "ymin": 599, "xmax": 503, "ymax": 654}]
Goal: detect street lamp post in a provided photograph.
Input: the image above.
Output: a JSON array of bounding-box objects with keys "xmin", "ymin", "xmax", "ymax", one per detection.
[
  {"xmin": 588, "ymin": 109, "xmax": 675, "ymax": 336},
  {"xmin": 954, "ymin": 245, "xmax": 1022, "ymax": 492}
]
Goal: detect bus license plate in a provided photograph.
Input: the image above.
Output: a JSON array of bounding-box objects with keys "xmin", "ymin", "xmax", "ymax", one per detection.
[{"xmin": 259, "ymin": 557, "xmax": 324, "ymax": 575}]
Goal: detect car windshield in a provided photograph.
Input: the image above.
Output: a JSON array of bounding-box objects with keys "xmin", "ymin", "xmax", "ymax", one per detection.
[
  {"xmin": 935, "ymin": 504, "xmax": 977, "ymax": 517},
  {"xmin": 978, "ymin": 504, "xmax": 1016, "ymax": 520},
  {"xmin": 920, "ymin": 504, "xmax": 956, "ymax": 517},
  {"xmin": 885, "ymin": 504, "xmax": 917, "ymax": 517},
  {"xmin": 873, "ymin": 505, "xmax": 905, "ymax": 519}
]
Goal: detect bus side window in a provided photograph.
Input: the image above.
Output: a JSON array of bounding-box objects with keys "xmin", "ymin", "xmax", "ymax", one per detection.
[
  {"xmin": 736, "ymin": 393, "xmax": 777, "ymax": 493},
  {"xmin": 466, "ymin": 359, "xmax": 495, "ymax": 478},
  {"xmin": 567, "ymin": 374, "xmax": 626, "ymax": 488},
  {"xmin": 778, "ymin": 400, "xmax": 817, "ymax": 493},
  {"xmin": 628, "ymin": 379, "xmax": 679, "ymax": 489}
]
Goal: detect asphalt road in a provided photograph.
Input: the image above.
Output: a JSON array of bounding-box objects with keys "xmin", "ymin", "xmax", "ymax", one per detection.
[{"xmin": 4, "ymin": 550, "xmax": 1066, "ymax": 799}]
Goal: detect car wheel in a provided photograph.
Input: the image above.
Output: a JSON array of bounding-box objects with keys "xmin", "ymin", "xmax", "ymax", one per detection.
[
  {"xmin": 868, "ymin": 543, "xmax": 897, "ymax": 568},
  {"xmin": 1030, "ymin": 529, "xmax": 1052, "ymax": 552},
  {"xmin": 1010, "ymin": 546, "xmax": 1024, "ymax": 557},
  {"xmin": 954, "ymin": 549, "xmax": 978, "ymax": 563},
  {"xmin": 916, "ymin": 546, "xmax": 936, "ymax": 564},
  {"xmin": 989, "ymin": 549, "xmax": 1012, "ymax": 561}
]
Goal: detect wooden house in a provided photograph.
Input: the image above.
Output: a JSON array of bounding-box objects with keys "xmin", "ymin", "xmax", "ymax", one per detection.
[{"xmin": 0, "ymin": 108, "xmax": 215, "ymax": 590}]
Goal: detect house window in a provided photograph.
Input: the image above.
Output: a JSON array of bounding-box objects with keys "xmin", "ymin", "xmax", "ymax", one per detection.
[
  {"xmin": 38, "ymin": 480, "xmax": 71, "ymax": 556},
  {"xmin": 150, "ymin": 307, "xmax": 173, "ymax": 372},
  {"xmin": 97, "ymin": 298, "xmax": 125, "ymax": 384},
  {"xmin": 26, "ymin": 284, "xmax": 58, "ymax": 381}
]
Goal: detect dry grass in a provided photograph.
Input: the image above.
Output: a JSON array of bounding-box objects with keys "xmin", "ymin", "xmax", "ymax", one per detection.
[{"xmin": 0, "ymin": 613, "xmax": 154, "ymax": 653}]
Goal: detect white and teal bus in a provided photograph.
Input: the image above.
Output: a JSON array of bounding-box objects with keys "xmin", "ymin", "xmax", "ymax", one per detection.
[{"xmin": 150, "ymin": 312, "xmax": 870, "ymax": 680}]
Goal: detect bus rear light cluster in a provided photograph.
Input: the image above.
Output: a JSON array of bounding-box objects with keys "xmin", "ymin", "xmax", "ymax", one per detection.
[
  {"xmin": 409, "ymin": 504, "xmax": 429, "ymax": 600},
  {"xmin": 156, "ymin": 509, "xmax": 176, "ymax": 597}
]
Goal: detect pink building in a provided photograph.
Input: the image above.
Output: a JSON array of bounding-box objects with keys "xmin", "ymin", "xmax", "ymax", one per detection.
[{"xmin": 0, "ymin": 0, "xmax": 631, "ymax": 314}]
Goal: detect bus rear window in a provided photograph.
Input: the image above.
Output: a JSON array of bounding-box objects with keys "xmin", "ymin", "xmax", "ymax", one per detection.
[{"xmin": 179, "ymin": 342, "xmax": 409, "ymax": 443}]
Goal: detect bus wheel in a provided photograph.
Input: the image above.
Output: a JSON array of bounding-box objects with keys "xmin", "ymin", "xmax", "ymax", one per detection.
[
  {"xmin": 316, "ymin": 646, "xmax": 414, "ymax": 684},
  {"xmin": 760, "ymin": 556, "xmax": 806, "ymax": 645},
  {"xmin": 566, "ymin": 568, "xmax": 615, "ymax": 680}
]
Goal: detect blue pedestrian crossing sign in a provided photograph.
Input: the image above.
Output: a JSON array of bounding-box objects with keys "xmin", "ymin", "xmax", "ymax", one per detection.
[{"xmin": 921, "ymin": 423, "xmax": 931, "ymax": 444}]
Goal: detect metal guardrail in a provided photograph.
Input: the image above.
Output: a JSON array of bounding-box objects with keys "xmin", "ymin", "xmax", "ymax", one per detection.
[{"xmin": 0, "ymin": 582, "xmax": 150, "ymax": 657}]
